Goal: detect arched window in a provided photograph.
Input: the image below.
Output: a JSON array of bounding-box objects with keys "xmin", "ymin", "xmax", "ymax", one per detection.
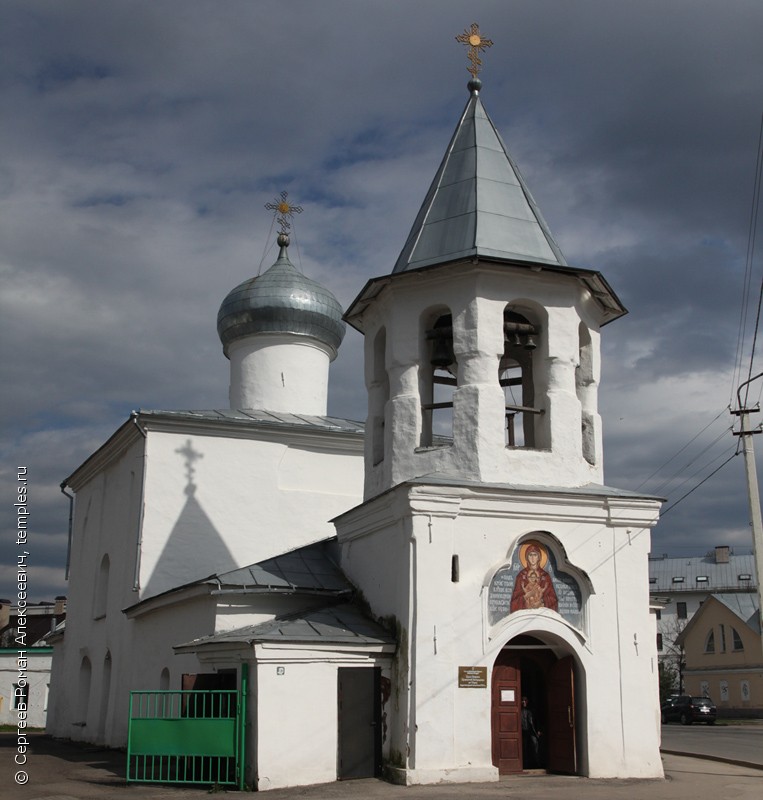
[
  {"xmin": 704, "ymin": 629, "xmax": 715, "ymax": 654},
  {"xmin": 500, "ymin": 308, "xmax": 540, "ymax": 447},
  {"xmin": 160, "ymin": 667, "xmax": 171, "ymax": 690},
  {"xmin": 93, "ymin": 554, "xmax": 109, "ymax": 619},
  {"xmin": 732, "ymin": 627, "xmax": 744, "ymax": 652},
  {"xmin": 421, "ymin": 310, "xmax": 455, "ymax": 447},
  {"xmin": 78, "ymin": 656, "xmax": 92, "ymax": 725}
]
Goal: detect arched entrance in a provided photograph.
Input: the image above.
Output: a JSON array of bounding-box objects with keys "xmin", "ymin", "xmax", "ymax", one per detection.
[{"xmin": 491, "ymin": 635, "xmax": 577, "ymax": 774}]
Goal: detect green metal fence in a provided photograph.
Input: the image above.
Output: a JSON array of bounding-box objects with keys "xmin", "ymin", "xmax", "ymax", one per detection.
[{"xmin": 127, "ymin": 670, "xmax": 247, "ymax": 789}]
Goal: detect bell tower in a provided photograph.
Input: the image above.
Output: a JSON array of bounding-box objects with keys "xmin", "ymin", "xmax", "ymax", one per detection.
[
  {"xmin": 345, "ymin": 69, "xmax": 624, "ymax": 500},
  {"xmin": 336, "ymin": 26, "xmax": 663, "ymax": 786}
]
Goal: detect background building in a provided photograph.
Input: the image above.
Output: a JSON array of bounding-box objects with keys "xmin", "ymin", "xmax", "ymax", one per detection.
[
  {"xmin": 675, "ymin": 593, "xmax": 762, "ymax": 716},
  {"xmin": 0, "ymin": 598, "xmax": 65, "ymax": 728},
  {"xmin": 649, "ymin": 546, "xmax": 758, "ymax": 692}
]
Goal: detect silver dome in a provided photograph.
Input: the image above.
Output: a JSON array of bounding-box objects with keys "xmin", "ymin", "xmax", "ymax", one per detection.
[{"xmin": 217, "ymin": 245, "xmax": 346, "ymax": 357}]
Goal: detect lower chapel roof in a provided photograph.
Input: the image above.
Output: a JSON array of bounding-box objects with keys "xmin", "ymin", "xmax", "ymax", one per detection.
[
  {"xmin": 175, "ymin": 602, "xmax": 396, "ymax": 651},
  {"xmin": 210, "ymin": 539, "xmax": 352, "ymax": 595}
]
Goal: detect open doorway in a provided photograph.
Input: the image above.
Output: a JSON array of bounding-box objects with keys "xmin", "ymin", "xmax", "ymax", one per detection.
[{"xmin": 491, "ymin": 636, "xmax": 578, "ymax": 775}]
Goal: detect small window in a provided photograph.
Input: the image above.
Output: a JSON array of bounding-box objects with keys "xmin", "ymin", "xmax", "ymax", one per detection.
[
  {"xmin": 655, "ymin": 609, "xmax": 662, "ymax": 620},
  {"xmin": 719, "ymin": 623, "xmax": 726, "ymax": 653},
  {"xmin": 13, "ymin": 683, "xmax": 29, "ymax": 709},
  {"xmin": 732, "ymin": 628, "xmax": 744, "ymax": 652},
  {"xmin": 695, "ymin": 575, "xmax": 708, "ymax": 583},
  {"xmin": 738, "ymin": 574, "xmax": 752, "ymax": 581},
  {"xmin": 704, "ymin": 629, "xmax": 715, "ymax": 653},
  {"xmin": 649, "ymin": 578, "xmax": 657, "ymax": 584},
  {"xmin": 656, "ymin": 633, "xmax": 663, "ymax": 651},
  {"xmin": 677, "ymin": 602, "xmax": 687, "ymax": 619},
  {"xmin": 672, "ymin": 577, "xmax": 685, "ymax": 584}
]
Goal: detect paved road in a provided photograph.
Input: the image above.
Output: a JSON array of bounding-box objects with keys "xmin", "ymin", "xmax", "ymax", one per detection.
[
  {"xmin": 661, "ymin": 722, "xmax": 763, "ymax": 768},
  {"xmin": 2, "ymin": 732, "xmax": 762, "ymax": 800}
]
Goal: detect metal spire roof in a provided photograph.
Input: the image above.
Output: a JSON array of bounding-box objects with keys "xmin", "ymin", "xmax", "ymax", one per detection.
[{"xmin": 392, "ymin": 78, "xmax": 568, "ymax": 274}]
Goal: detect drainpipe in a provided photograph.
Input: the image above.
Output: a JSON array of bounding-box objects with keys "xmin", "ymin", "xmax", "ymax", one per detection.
[
  {"xmin": 238, "ymin": 662, "xmax": 249, "ymax": 790},
  {"xmin": 60, "ymin": 483, "xmax": 75, "ymax": 580},
  {"xmin": 131, "ymin": 412, "xmax": 148, "ymax": 592}
]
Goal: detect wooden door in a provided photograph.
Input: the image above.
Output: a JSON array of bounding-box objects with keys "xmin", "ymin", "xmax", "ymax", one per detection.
[
  {"xmin": 337, "ymin": 668, "xmax": 380, "ymax": 779},
  {"xmin": 547, "ymin": 655, "xmax": 576, "ymax": 773},
  {"xmin": 491, "ymin": 655, "xmax": 522, "ymax": 774}
]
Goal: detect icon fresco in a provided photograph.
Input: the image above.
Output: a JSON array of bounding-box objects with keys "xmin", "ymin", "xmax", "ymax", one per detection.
[
  {"xmin": 488, "ymin": 539, "xmax": 583, "ymax": 628},
  {"xmin": 510, "ymin": 541, "xmax": 558, "ymax": 612}
]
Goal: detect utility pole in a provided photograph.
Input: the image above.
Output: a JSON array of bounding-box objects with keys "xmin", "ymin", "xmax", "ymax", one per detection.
[{"xmin": 732, "ymin": 372, "xmax": 763, "ymax": 651}]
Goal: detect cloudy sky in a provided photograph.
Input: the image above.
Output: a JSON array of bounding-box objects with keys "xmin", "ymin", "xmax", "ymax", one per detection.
[{"xmin": 2, "ymin": 0, "xmax": 762, "ymax": 603}]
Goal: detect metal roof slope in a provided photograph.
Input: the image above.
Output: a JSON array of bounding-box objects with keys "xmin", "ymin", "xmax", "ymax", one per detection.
[
  {"xmin": 648, "ymin": 554, "xmax": 757, "ymax": 594},
  {"xmin": 712, "ymin": 592, "xmax": 760, "ymax": 633},
  {"xmin": 393, "ymin": 86, "xmax": 567, "ymax": 273},
  {"xmin": 138, "ymin": 408, "xmax": 364, "ymax": 434},
  {"xmin": 175, "ymin": 603, "xmax": 395, "ymax": 650},
  {"xmin": 212, "ymin": 539, "xmax": 352, "ymax": 594}
]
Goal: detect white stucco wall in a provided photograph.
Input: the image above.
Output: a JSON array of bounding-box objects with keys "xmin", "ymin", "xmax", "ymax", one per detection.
[
  {"xmin": 47, "ymin": 431, "xmax": 148, "ymax": 746},
  {"xmin": 251, "ymin": 646, "xmax": 393, "ymax": 791},
  {"xmin": 48, "ymin": 417, "xmax": 364, "ymax": 749},
  {"xmin": 228, "ymin": 334, "xmax": 334, "ymax": 414},
  {"xmin": 337, "ymin": 483, "xmax": 663, "ymax": 783},
  {"xmin": 139, "ymin": 426, "xmax": 363, "ymax": 598}
]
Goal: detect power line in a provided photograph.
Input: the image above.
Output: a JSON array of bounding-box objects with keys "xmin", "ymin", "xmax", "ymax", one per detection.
[
  {"xmin": 661, "ymin": 451, "xmax": 740, "ymax": 517},
  {"xmin": 650, "ymin": 424, "xmax": 734, "ymax": 498},
  {"xmin": 636, "ymin": 406, "xmax": 729, "ymax": 492},
  {"xmin": 732, "ymin": 111, "xmax": 763, "ymax": 407}
]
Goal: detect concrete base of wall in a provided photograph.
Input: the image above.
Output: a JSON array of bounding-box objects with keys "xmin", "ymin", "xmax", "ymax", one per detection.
[{"xmin": 385, "ymin": 765, "xmax": 499, "ymax": 785}]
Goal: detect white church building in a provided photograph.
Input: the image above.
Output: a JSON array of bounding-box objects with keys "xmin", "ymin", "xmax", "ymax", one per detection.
[{"xmin": 47, "ymin": 46, "xmax": 664, "ymax": 790}]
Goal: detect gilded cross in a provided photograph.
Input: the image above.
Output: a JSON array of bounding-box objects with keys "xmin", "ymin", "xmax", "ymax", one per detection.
[
  {"xmin": 265, "ymin": 191, "xmax": 303, "ymax": 235},
  {"xmin": 456, "ymin": 23, "xmax": 493, "ymax": 78}
]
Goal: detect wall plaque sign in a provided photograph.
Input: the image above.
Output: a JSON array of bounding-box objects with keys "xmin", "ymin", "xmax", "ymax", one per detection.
[{"xmin": 458, "ymin": 666, "xmax": 487, "ymax": 688}]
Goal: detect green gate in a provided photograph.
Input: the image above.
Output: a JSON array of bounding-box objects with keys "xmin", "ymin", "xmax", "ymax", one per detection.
[{"xmin": 127, "ymin": 665, "xmax": 247, "ymax": 789}]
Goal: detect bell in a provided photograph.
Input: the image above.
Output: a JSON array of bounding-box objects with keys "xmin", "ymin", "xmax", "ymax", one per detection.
[
  {"xmin": 513, "ymin": 332, "xmax": 522, "ymax": 347},
  {"xmin": 431, "ymin": 333, "xmax": 455, "ymax": 368},
  {"xmin": 524, "ymin": 335, "xmax": 537, "ymax": 351}
]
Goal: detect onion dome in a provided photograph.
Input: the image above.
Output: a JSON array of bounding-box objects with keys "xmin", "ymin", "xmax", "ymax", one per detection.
[{"xmin": 217, "ymin": 233, "xmax": 346, "ymax": 358}]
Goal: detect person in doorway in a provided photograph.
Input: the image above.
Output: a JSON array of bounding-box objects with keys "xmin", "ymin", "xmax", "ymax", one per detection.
[
  {"xmin": 510, "ymin": 542, "xmax": 558, "ymax": 612},
  {"xmin": 521, "ymin": 695, "xmax": 541, "ymax": 768}
]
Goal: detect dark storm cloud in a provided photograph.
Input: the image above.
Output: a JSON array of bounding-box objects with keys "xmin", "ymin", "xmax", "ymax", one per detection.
[{"xmin": 2, "ymin": 0, "xmax": 762, "ymax": 600}]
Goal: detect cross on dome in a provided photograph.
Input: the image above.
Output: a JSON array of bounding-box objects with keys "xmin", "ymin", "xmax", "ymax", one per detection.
[
  {"xmin": 455, "ymin": 22, "xmax": 493, "ymax": 78},
  {"xmin": 265, "ymin": 191, "xmax": 303, "ymax": 235}
]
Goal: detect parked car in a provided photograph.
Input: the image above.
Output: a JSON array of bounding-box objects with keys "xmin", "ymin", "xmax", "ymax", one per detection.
[{"xmin": 660, "ymin": 695, "xmax": 716, "ymax": 725}]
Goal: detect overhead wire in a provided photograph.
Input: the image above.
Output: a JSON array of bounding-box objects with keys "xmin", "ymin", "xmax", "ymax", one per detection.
[
  {"xmin": 657, "ymin": 111, "xmax": 763, "ymax": 524},
  {"xmin": 661, "ymin": 451, "xmax": 740, "ymax": 517},
  {"xmin": 649, "ymin": 422, "xmax": 735, "ymax": 498},
  {"xmin": 732, "ymin": 111, "xmax": 763, "ymax": 407},
  {"xmin": 635, "ymin": 405, "xmax": 729, "ymax": 492},
  {"xmin": 656, "ymin": 438, "xmax": 739, "ymax": 501}
]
